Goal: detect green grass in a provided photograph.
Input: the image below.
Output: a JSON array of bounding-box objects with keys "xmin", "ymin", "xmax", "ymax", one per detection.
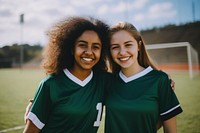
[
  {"xmin": 156, "ymin": 72, "xmax": 200, "ymax": 133},
  {"xmin": 0, "ymin": 69, "xmax": 200, "ymax": 133},
  {"xmin": 0, "ymin": 69, "xmax": 45, "ymax": 133}
]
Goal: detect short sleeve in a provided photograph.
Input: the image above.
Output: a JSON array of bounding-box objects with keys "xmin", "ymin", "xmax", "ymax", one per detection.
[
  {"xmin": 27, "ymin": 78, "xmax": 52, "ymax": 129},
  {"xmin": 158, "ymin": 73, "xmax": 183, "ymax": 121}
]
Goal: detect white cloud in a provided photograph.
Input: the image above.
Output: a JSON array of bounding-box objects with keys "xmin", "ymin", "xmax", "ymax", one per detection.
[
  {"xmin": 134, "ymin": 13, "xmax": 144, "ymax": 22},
  {"xmin": 0, "ymin": 0, "xmax": 194, "ymax": 46},
  {"xmin": 97, "ymin": 2, "xmax": 130, "ymax": 15},
  {"xmin": 70, "ymin": 0, "xmax": 101, "ymax": 7},
  {"xmin": 133, "ymin": 2, "xmax": 177, "ymax": 22},
  {"xmin": 148, "ymin": 2, "xmax": 177, "ymax": 19},
  {"xmin": 0, "ymin": 0, "xmax": 80, "ymax": 46},
  {"xmin": 132, "ymin": 0, "xmax": 149, "ymax": 10},
  {"xmin": 112, "ymin": 2, "xmax": 132, "ymax": 13},
  {"xmin": 98, "ymin": 5, "xmax": 109, "ymax": 15},
  {"xmin": 97, "ymin": 0, "xmax": 149, "ymax": 15},
  {"xmin": 0, "ymin": 9, "xmax": 12, "ymax": 17}
]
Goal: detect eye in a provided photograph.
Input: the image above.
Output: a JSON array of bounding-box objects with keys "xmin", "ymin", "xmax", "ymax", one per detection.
[
  {"xmin": 110, "ymin": 44, "xmax": 119, "ymax": 50},
  {"xmin": 92, "ymin": 44, "xmax": 101, "ymax": 50},
  {"xmin": 125, "ymin": 43, "xmax": 133, "ymax": 47},
  {"xmin": 78, "ymin": 43, "xmax": 87, "ymax": 48}
]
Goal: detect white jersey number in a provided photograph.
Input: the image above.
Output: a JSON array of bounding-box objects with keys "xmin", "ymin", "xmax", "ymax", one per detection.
[{"xmin": 93, "ymin": 102, "xmax": 102, "ymax": 127}]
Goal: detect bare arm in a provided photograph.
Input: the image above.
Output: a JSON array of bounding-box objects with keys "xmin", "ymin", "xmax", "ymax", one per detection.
[
  {"xmin": 23, "ymin": 120, "xmax": 40, "ymax": 133},
  {"xmin": 24, "ymin": 99, "xmax": 33, "ymax": 124},
  {"xmin": 163, "ymin": 117, "xmax": 177, "ymax": 133}
]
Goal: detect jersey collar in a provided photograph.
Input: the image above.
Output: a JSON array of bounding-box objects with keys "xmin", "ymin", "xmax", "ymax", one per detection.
[
  {"xmin": 119, "ymin": 66, "xmax": 153, "ymax": 83},
  {"xmin": 63, "ymin": 69, "xmax": 93, "ymax": 87}
]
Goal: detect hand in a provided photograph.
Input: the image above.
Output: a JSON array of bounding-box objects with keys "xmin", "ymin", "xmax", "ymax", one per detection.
[
  {"xmin": 170, "ymin": 79, "xmax": 175, "ymax": 90},
  {"xmin": 167, "ymin": 73, "xmax": 175, "ymax": 90},
  {"xmin": 24, "ymin": 99, "xmax": 33, "ymax": 124},
  {"xmin": 160, "ymin": 71, "xmax": 175, "ymax": 90}
]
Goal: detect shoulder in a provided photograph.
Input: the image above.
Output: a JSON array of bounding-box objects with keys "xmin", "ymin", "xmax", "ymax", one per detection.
[
  {"xmin": 149, "ymin": 69, "xmax": 170, "ymax": 85},
  {"xmin": 36, "ymin": 73, "xmax": 65, "ymax": 94},
  {"xmin": 150, "ymin": 69, "xmax": 169, "ymax": 80},
  {"xmin": 150, "ymin": 70, "xmax": 171, "ymax": 87},
  {"xmin": 39, "ymin": 72, "xmax": 63, "ymax": 86}
]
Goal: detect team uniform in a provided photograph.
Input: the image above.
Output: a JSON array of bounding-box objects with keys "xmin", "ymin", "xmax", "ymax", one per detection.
[
  {"xmin": 27, "ymin": 69, "xmax": 111, "ymax": 133},
  {"xmin": 105, "ymin": 66, "xmax": 183, "ymax": 133}
]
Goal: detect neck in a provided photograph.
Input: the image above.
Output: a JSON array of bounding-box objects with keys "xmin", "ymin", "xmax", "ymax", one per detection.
[
  {"xmin": 121, "ymin": 64, "xmax": 144, "ymax": 77},
  {"xmin": 69, "ymin": 68, "xmax": 92, "ymax": 81}
]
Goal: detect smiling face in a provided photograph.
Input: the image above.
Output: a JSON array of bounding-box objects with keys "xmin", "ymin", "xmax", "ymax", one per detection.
[
  {"xmin": 73, "ymin": 30, "xmax": 102, "ymax": 72},
  {"xmin": 110, "ymin": 30, "xmax": 140, "ymax": 72}
]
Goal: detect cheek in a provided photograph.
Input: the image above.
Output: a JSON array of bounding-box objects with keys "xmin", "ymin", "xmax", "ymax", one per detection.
[
  {"xmin": 111, "ymin": 54, "xmax": 117, "ymax": 62},
  {"xmin": 74, "ymin": 47, "xmax": 82, "ymax": 55},
  {"xmin": 110, "ymin": 49, "xmax": 117, "ymax": 58},
  {"xmin": 95, "ymin": 49, "xmax": 102, "ymax": 59},
  {"xmin": 129, "ymin": 46, "xmax": 138, "ymax": 54}
]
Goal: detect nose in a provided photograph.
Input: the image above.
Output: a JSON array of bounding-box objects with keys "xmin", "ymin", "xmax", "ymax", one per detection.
[
  {"xmin": 119, "ymin": 47, "xmax": 126, "ymax": 55},
  {"xmin": 84, "ymin": 47, "xmax": 92, "ymax": 55}
]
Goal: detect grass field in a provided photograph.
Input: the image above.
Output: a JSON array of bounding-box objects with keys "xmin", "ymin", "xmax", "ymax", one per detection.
[{"xmin": 0, "ymin": 68, "xmax": 200, "ymax": 133}]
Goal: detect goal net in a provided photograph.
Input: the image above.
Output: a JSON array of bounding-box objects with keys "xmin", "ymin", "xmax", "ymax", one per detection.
[{"xmin": 146, "ymin": 42, "xmax": 199, "ymax": 79}]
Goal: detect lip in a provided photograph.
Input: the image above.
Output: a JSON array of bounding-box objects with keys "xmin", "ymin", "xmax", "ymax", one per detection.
[
  {"xmin": 81, "ymin": 57, "xmax": 94, "ymax": 62},
  {"xmin": 118, "ymin": 56, "xmax": 131, "ymax": 61}
]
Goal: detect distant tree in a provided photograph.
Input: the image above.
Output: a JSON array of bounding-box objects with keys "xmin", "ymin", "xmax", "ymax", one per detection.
[{"xmin": 0, "ymin": 43, "xmax": 42, "ymax": 68}]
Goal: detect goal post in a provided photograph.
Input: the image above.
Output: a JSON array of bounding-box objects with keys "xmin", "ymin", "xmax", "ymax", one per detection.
[{"xmin": 146, "ymin": 42, "xmax": 199, "ymax": 79}]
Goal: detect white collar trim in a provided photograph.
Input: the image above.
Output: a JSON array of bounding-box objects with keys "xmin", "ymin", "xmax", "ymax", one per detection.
[
  {"xmin": 63, "ymin": 69, "xmax": 93, "ymax": 87},
  {"xmin": 119, "ymin": 66, "xmax": 153, "ymax": 83}
]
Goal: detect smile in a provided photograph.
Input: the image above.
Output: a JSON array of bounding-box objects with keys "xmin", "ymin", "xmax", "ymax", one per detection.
[
  {"xmin": 82, "ymin": 57, "xmax": 94, "ymax": 62},
  {"xmin": 119, "ymin": 56, "xmax": 130, "ymax": 61}
]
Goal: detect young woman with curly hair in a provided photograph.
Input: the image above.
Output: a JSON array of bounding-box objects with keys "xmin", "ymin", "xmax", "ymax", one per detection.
[{"xmin": 23, "ymin": 16, "xmax": 111, "ymax": 133}]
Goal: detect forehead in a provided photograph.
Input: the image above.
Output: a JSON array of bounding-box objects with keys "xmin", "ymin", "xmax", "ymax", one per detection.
[
  {"xmin": 111, "ymin": 30, "xmax": 136, "ymax": 43},
  {"xmin": 77, "ymin": 30, "xmax": 101, "ymax": 42}
]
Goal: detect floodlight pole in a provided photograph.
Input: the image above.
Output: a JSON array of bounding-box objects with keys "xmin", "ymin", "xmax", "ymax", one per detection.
[
  {"xmin": 192, "ymin": 1, "xmax": 195, "ymax": 22},
  {"xmin": 20, "ymin": 14, "xmax": 24, "ymax": 68}
]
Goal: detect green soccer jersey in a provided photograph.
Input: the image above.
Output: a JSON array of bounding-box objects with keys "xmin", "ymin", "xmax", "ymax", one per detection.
[
  {"xmin": 105, "ymin": 66, "xmax": 183, "ymax": 133},
  {"xmin": 27, "ymin": 69, "xmax": 111, "ymax": 133}
]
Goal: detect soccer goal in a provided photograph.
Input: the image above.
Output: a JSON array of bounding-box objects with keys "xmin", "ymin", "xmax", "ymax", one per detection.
[{"xmin": 146, "ymin": 42, "xmax": 199, "ymax": 79}]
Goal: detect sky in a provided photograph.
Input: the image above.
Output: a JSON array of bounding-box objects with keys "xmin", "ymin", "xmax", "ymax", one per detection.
[{"xmin": 0, "ymin": 0, "xmax": 200, "ymax": 47}]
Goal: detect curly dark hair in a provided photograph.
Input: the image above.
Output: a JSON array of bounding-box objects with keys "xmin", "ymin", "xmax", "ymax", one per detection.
[{"xmin": 41, "ymin": 16, "xmax": 110, "ymax": 74}]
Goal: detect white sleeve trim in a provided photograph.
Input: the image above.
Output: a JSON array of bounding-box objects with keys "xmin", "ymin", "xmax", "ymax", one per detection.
[
  {"xmin": 160, "ymin": 104, "xmax": 181, "ymax": 116},
  {"xmin": 26, "ymin": 112, "xmax": 45, "ymax": 129}
]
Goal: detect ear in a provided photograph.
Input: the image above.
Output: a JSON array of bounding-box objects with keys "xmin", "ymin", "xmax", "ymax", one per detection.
[
  {"xmin": 139, "ymin": 40, "xmax": 142, "ymax": 45},
  {"xmin": 138, "ymin": 41, "xmax": 142, "ymax": 51}
]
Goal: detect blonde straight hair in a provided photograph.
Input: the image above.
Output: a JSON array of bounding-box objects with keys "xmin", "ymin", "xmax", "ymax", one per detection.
[{"xmin": 108, "ymin": 22, "xmax": 158, "ymax": 74}]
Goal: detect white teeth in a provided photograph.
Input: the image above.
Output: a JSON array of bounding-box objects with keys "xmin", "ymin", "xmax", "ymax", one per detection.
[
  {"xmin": 119, "ymin": 57, "xmax": 129, "ymax": 61},
  {"xmin": 82, "ymin": 58, "xmax": 93, "ymax": 62}
]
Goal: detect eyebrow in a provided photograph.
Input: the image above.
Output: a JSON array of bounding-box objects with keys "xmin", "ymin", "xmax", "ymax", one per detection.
[
  {"xmin": 77, "ymin": 40, "xmax": 101, "ymax": 45},
  {"xmin": 111, "ymin": 40, "xmax": 134, "ymax": 46},
  {"xmin": 124, "ymin": 41, "xmax": 134, "ymax": 44},
  {"xmin": 77, "ymin": 40, "xmax": 87, "ymax": 43}
]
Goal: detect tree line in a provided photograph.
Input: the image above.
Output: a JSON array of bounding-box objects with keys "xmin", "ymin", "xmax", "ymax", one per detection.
[{"xmin": 0, "ymin": 44, "xmax": 42, "ymax": 68}]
